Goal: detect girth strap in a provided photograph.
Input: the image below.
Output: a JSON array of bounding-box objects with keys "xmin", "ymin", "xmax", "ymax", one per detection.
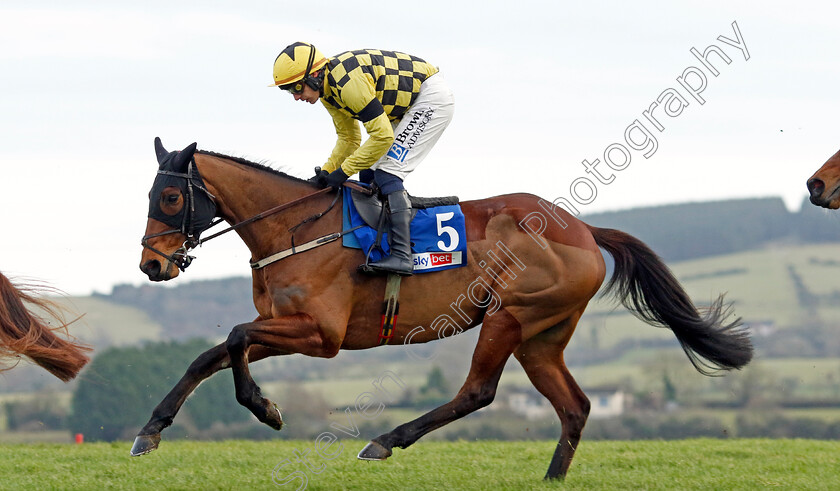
[{"xmin": 378, "ymin": 274, "xmax": 402, "ymax": 345}]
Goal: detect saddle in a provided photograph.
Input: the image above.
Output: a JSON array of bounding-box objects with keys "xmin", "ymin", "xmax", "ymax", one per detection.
[
  {"xmin": 342, "ymin": 181, "xmax": 467, "ymax": 275},
  {"xmin": 344, "ymin": 184, "xmax": 462, "ymax": 346},
  {"xmin": 349, "ymin": 184, "xmax": 460, "ymax": 230}
]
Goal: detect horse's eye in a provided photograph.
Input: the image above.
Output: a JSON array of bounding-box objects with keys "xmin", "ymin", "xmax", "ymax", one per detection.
[{"xmin": 166, "ymin": 194, "xmax": 180, "ymax": 204}]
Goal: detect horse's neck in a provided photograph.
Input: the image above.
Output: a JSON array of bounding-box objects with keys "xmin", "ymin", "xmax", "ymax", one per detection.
[
  {"xmin": 197, "ymin": 155, "xmax": 308, "ymax": 217},
  {"xmin": 195, "ymin": 154, "xmax": 314, "ymax": 246}
]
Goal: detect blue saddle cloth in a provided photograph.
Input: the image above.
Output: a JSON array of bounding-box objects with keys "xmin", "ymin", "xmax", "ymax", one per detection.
[{"xmin": 342, "ymin": 187, "xmax": 467, "ymax": 273}]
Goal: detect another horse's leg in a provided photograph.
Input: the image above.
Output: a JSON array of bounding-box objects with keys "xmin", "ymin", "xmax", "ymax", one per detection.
[
  {"xmin": 514, "ymin": 315, "xmax": 590, "ymax": 480},
  {"xmin": 130, "ymin": 342, "xmax": 286, "ymax": 456},
  {"xmin": 358, "ymin": 308, "xmax": 522, "ymax": 460},
  {"xmin": 224, "ymin": 313, "xmax": 338, "ymax": 429}
]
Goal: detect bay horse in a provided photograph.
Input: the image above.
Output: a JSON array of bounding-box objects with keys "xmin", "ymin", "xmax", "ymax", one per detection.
[
  {"xmin": 134, "ymin": 138, "xmax": 753, "ymax": 479},
  {"xmin": 0, "ymin": 272, "xmax": 90, "ymax": 381},
  {"xmin": 807, "ymin": 148, "xmax": 840, "ymax": 208}
]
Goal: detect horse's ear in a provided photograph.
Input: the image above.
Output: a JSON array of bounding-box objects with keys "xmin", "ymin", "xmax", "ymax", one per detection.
[
  {"xmin": 154, "ymin": 137, "xmax": 168, "ymax": 164},
  {"xmin": 183, "ymin": 142, "xmax": 198, "ymax": 157},
  {"xmin": 172, "ymin": 142, "xmax": 199, "ymax": 171}
]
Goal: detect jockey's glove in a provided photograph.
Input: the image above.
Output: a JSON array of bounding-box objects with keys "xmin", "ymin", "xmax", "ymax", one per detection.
[
  {"xmin": 308, "ymin": 167, "xmax": 329, "ymax": 187},
  {"xmin": 324, "ymin": 168, "xmax": 350, "ymax": 190}
]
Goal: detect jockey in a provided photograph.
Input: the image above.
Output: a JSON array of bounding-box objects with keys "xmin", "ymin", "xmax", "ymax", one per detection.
[{"xmin": 271, "ymin": 42, "xmax": 455, "ymax": 276}]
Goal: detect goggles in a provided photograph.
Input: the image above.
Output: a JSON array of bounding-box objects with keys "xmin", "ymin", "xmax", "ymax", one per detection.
[{"xmin": 279, "ymin": 81, "xmax": 306, "ymax": 94}]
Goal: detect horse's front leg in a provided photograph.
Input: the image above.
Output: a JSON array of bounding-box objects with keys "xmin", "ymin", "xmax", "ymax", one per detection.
[
  {"xmin": 131, "ymin": 342, "xmax": 287, "ymax": 456},
  {"xmin": 225, "ymin": 313, "xmax": 341, "ymax": 430}
]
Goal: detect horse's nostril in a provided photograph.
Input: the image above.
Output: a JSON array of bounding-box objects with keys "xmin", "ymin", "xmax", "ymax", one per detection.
[
  {"xmin": 807, "ymin": 178, "xmax": 825, "ymax": 197},
  {"xmin": 140, "ymin": 260, "xmax": 161, "ymax": 278}
]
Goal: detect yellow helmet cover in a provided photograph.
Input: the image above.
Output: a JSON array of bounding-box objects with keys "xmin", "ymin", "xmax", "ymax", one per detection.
[{"xmin": 271, "ymin": 42, "xmax": 328, "ymax": 88}]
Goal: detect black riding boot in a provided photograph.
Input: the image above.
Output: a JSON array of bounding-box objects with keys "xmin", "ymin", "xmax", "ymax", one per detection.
[{"xmin": 367, "ymin": 190, "xmax": 414, "ymax": 276}]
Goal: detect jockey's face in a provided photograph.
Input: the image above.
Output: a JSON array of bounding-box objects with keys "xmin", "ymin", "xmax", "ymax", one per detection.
[{"xmin": 294, "ymin": 85, "xmax": 320, "ymax": 104}]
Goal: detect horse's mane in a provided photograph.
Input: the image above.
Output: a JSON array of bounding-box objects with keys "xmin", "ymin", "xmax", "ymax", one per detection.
[{"xmin": 196, "ymin": 150, "xmax": 311, "ymax": 185}]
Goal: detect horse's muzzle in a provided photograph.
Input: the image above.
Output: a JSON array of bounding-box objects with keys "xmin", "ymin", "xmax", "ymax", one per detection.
[
  {"xmin": 140, "ymin": 259, "xmax": 170, "ymax": 281},
  {"xmin": 807, "ymin": 178, "xmax": 825, "ymax": 203},
  {"xmin": 807, "ymin": 177, "xmax": 838, "ymax": 208}
]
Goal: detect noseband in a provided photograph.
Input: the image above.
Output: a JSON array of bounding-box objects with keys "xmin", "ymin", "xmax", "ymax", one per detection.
[{"xmin": 140, "ymin": 233, "xmax": 200, "ymax": 272}]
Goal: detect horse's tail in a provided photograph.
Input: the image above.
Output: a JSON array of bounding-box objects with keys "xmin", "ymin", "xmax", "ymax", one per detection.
[
  {"xmin": 588, "ymin": 225, "xmax": 753, "ymax": 375},
  {"xmin": 0, "ymin": 273, "xmax": 91, "ymax": 382}
]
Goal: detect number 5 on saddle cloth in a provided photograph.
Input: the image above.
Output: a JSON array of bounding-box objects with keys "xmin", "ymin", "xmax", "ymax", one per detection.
[{"xmin": 341, "ymin": 183, "xmax": 467, "ymax": 273}]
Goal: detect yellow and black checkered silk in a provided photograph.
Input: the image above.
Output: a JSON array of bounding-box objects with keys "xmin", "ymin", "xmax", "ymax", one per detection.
[
  {"xmin": 322, "ymin": 49, "xmax": 438, "ymax": 123},
  {"xmin": 319, "ymin": 49, "xmax": 438, "ymax": 176}
]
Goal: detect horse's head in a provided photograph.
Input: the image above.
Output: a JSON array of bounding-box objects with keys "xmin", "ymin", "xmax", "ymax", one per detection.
[
  {"xmin": 807, "ymin": 148, "xmax": 840, "ymax": 209},
  {"xmin": 140, "ymin": 137, "xmax": 217, "ymax": 281}
]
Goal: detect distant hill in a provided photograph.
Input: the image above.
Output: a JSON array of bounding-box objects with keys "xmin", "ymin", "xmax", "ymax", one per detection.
[
  {"xmin": 61, "ymin": 296, "xmax": 162, "ymax": 348},
  {"xmin": 583, "ymin": 196, "xmax": 839, "ymax": 262},
  {"xmin": 578, "ymin": 242, "xmax": 840, "ymax": 363},
  {"xmin": 94, "ymin": 277, "xmax": 256, "ymax": 341}
]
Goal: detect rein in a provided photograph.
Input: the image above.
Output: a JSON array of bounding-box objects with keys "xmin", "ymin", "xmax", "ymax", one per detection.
[
  {"xmin": 199, "ymin": 187, "xmax": 333, "ymax": 245},
  {"xmin": 203, "ymin": 181, "xmax": 370, "ymax": 246}
]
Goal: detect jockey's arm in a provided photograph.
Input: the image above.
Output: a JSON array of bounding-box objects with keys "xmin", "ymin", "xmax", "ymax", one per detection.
[
  {"xmin": 321, "ymin": 103, "xmax": 361, "ymax": 173},
  {"xmin": 322, "ymin": 77, "xmax": 393, "ymax": 176}
]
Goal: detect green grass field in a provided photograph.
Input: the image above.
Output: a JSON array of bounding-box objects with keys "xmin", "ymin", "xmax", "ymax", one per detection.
[{"xmin": 0, "ymin": 439, "xmax": 837, "ymax": 490}]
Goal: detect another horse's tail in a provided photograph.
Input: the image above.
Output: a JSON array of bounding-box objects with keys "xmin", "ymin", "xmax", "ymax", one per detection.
[
  {"xmin": 0, "ymin": 273, "xmax": 91, "ymax": 382},
  {"xmin": 588, "ymin": 225, "xmax": 753, "ymax": 375}
]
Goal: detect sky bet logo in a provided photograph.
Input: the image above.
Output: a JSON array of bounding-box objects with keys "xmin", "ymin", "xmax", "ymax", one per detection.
[
  {"xmin": 386, "ymin": 143, "xmax": 409, "ymax": 162},
  {"xmin": 413, "ymin": 251, "xmax": 462, "ymax": 271}
]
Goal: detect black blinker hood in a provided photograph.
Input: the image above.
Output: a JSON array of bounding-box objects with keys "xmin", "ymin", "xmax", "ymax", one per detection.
[{"xmin": 148, "ymin": 138, "xmax": 217, "ymax": 236}]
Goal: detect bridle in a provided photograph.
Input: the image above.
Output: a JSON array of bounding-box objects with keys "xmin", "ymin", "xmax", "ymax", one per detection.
[
  {"xmin": 141, "ymin": 160, "xmax": 337, "ymax": 272},
  {"xmin": 141, "ymin": 160, "xmax": 219, "ymax": 271}
]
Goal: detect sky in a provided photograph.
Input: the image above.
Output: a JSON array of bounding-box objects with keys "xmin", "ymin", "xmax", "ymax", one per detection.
[{"xmin": 1, "ymin": 1, "xmax": 839, "ymax": 295}]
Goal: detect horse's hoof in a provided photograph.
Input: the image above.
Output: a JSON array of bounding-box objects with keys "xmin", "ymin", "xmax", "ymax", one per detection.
[
  {"xmin": 130, "ymin": 434, "xmax": 161, "ymax": 456},
  {"xmin": 263, "ymin": 400, "xmax": 284, "ymax": 431},
  {"xmin": 357, "ymin": 441, "xmax": 392, "ymax": 461}
]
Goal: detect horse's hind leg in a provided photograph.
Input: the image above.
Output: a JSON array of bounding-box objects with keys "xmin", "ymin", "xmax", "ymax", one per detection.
[
  {"xmin": 358, "ymin": 308, "xmax": 522, "ymax": 460},
  {"xmin": 514, "ymin": 317, "xmax": 590, "ymax": 480}
]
